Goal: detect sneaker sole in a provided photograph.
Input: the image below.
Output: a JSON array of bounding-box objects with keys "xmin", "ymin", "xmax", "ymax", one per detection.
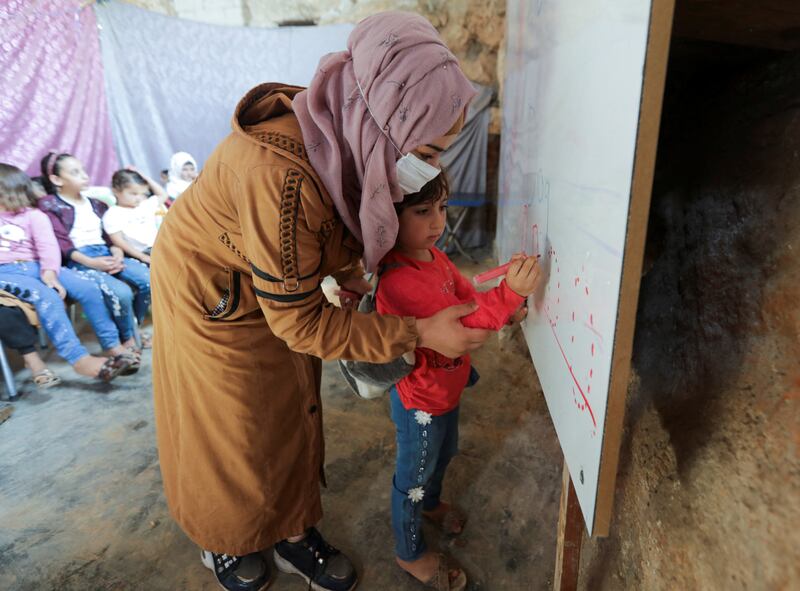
[
  {"xmin": 272, "ymin": 550, "xmax": 358, "ymax": 591},
  {"xmin": 201, "ymin": 550, "xmax": 272, "ymax": 591}
]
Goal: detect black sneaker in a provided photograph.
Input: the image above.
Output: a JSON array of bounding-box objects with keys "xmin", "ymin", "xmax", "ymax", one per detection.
[
  {"xmin": 273, "ymin": 527, "xmax": 358, "ymax": 591},
  {"xmin": 201, "ymin": 550, "xmax": 271, "ymax": 591}
]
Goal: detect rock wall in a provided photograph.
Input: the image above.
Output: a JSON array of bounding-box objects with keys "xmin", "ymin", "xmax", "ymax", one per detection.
[{"xmin": 579, "ymin": 42, "xmax": 800, "ymax": 590}]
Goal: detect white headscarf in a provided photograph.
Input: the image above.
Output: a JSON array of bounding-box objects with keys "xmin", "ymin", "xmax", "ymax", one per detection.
[{"xmin": 166, "ymin": 151, "xmax": 197, "ymax": 199}]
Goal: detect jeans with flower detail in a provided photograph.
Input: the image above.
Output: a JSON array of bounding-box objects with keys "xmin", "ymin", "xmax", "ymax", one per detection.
[
  {"xmin": 389, "ymin": 386, "xmax": 460, "ymax": 561},
  {"xmin": 68, "ymin": 244, "xmax": 150, "ymax": 337},
  {"xmin": 0, "ymin": 262, "xmax": 90, "ymax": 364}
]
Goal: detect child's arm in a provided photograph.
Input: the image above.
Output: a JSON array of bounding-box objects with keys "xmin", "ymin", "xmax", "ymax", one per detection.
[
  {"xmin": 69, "ymin": 249, "xmax": 123, "ymax": 274},
  {"xmin": 29, "ymin": 210, "xmax": 66, "ymax": 298},
  {"xmin": 29, "ymin": 210, "xmax": 61, "ymax": 274},
  {"xmin": 108, "ymin": 231, "xmax": 150, "ymax": 264},
  {"xmin": 127, "ymin": 166, "xmax": 168, "ymax": 205},
  {"xmin": 447, "ymin": 256, "xmax": 539, "ymax": 330}
]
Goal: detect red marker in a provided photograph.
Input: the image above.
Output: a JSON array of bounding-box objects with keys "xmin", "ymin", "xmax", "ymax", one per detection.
[{"xmin": 473, "ymin": 255, "xmax": 541, "ymax": 285}]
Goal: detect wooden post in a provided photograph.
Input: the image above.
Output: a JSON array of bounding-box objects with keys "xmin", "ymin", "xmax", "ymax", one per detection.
[{"xmin": 554, "ymin": 461, "xmax": 584, "ymax": 591}]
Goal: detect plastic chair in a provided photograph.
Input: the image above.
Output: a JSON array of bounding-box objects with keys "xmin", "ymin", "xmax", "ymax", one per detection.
[{"xmin": 0, "ymin": 343, "xmax": 18, "ymax": 400}]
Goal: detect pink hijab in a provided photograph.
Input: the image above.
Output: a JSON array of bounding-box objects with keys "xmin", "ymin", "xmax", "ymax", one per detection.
[{"xmin": 293, "ymin": 11, "xmax": 476, "ymax": 271}]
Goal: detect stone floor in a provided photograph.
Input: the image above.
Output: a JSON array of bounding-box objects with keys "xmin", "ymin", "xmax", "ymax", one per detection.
[{"xmin": 0, "ymin": 256, "xmax": 562, "ymax": 591}]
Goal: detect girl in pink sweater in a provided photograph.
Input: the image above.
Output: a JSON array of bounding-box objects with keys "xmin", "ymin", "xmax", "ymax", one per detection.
[{"xmin": 0, "ymin": 164, "xmax": 133, "ymax": 382}]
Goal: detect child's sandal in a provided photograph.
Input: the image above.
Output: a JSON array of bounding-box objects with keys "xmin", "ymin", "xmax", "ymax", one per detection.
[
  {"xmin": 412, "ymin": 554, "xmax": 466, "ymax": 591},
  {"xmin": 32, "ymin": 369, "xmax": 61, "ymax": 390},
  {"xmin": 96, "ymin": 355, "xmax": 133, "ymax": 383},
  {"xmin": 119, "ymin": 347, "xmax": 141, "ymax": 375},
  {"xmin": 139, "ymin": 332, "xmax": 152, "ymax": 349}
]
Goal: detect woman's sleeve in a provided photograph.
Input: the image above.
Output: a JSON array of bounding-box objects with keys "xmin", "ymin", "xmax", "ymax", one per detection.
[{"xmin": 238, "ymin": 165, "xmax": 418, "ymax": 362}]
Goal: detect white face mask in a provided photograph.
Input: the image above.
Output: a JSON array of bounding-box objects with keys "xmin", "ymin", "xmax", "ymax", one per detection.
[
  {"xmin": 355, "ymin": 77, "xmax": 443, "ymax": 195},
  {"xmin": 395, "ymin": 152, "xmax": 441, "ymax": 195}
]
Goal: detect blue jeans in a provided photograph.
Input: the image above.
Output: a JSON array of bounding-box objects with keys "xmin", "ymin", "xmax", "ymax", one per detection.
[
  {"xmin": 69, "ymin": 244, "xmax": 151, "ymax": 328},
  {"xmin": 0, "ymin": 262, "xmax": 91, "ymax": 364},
  {"xmin": 390, "ymin": 386, "xmax": 460, "ymax": 561}
]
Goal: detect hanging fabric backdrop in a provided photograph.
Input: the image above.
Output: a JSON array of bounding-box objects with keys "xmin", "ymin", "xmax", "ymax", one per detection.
[
  {"xmin": 0, "ymin": 0, "xmax": 119, "ymax": 184},
  {"xmin": 438, "ymin": 83, "xmax": 492, "ymax": 249},
  {"xmin": 95, "ymin": 1, "xmax": 353, "ymax": 179}
]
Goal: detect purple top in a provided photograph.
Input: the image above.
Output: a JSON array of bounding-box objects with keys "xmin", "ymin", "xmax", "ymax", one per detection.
[
  {"xmin": 0, "ymin": 208, "xmax": 61, "ymax": 272},
  {"xmin": 38, "ymin": 194, "xmax": 110, "ymax": 264}
]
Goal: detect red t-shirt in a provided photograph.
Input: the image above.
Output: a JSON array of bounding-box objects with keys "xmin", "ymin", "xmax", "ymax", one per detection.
[{"xmin": 376, "ymin": 248, "xmax": 524, "ymax": 415}]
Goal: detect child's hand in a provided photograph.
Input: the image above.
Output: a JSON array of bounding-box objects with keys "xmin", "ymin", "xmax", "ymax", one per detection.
[
  {"xmin": 505, "ymin": 255, "xmax": 541, "ymax": 297},
  {"xmin": 110, "ymin": 246, "xmax": 124, "ymax": 262},
  {"xmin": 507, "ymin": 304, "xmax": 528, "ymax": 325},
  {"xmin": 140, "ymin": 254, "xmax": 151, "ymax": 265},
  {"xmin": 40, "ymin": 269, "xmax": 66, "ymax": 300},
  {"xmin": 90, "ymin": 256, "xmax": 124, "ymax": 274}
]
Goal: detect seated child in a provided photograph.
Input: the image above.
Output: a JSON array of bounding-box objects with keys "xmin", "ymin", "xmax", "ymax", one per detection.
[
  {"xmin": 104, "ymin": 167, "xmax": 168, "ymax": 265},
  {"xmin": 165, "ymin": 151, "xmax": 198, "ymax": 204},
  {"xmin": 0, "ymin": 295, "xmax": 60, "ymax": 390},
  {"xmin": 376, "ymin": 173, "xmax": 540, "ymax": 591},
  {"xmin": 0, "ymin": 163, "xmax": 134, "ymax": 382},
  {"xmin": 38, "ymin": 152, "xmax": 151, "ymax": 346}
]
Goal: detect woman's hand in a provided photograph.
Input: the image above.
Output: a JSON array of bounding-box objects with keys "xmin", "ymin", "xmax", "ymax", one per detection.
[
  {"xmin": 416, "ymin": 302, "xmax": 490, "ymax": 358},
  {"xmin": 40, "ymin": 269, "xmax": 66, "ymax": 299},
  {"xmin": 336, "ymin": 277, "xmax": 371, "ymax": 310},
  {"xmin": 505, "ymin": 256, "xmax": 541, "ymax": 297}
]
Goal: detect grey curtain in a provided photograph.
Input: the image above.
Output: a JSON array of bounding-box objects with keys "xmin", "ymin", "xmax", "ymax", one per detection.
[
  {"xmin": 95, "ymin": 1, "xmax": 352, "ymax": 180},
  {"xmin": 439, "ymin": 83, "xmax": 492, "ymax": 251}
]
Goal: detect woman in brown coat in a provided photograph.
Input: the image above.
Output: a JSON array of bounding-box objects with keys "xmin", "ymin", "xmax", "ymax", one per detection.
[{"xmin": 151, "ymin": 11, "xmax": 486, "ymax": 591}]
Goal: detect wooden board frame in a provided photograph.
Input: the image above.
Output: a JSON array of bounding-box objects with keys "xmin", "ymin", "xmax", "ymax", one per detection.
[
  {"xmin": 554, "ymin": 462, "xmax": 585, "ymax": 591},
  {"xmin": 591, "ymin": 0, "xmax": 676, "ymax": 536}
]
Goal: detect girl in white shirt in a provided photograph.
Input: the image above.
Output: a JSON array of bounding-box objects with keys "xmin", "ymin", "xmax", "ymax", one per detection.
[
  {"xmin": 104, "ymin": 168, "xmax": 168, "ymax": 265},
  {"xmin": 39, "ymin": 152, "xmax": 151, "ymax": 353}
]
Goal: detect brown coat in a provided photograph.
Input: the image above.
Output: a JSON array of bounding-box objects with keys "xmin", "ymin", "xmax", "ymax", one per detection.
[{"xmin": 151, "ymin": 84, "xmax": 418, "ymax": 555}]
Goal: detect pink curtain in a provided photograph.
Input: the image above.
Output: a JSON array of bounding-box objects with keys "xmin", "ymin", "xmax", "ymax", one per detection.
[{"xmin": 0, "ymin": 0, "xmax": 118, "ymax": 185}]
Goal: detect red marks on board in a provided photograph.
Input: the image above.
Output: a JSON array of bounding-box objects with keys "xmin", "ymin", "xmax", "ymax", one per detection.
[{"xmin": 543, "ymin": 245, "xmax": 603, "ymax": 430}]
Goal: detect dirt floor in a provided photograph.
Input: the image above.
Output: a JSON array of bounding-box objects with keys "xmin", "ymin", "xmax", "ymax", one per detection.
[{"xmin": 0, "ymin": 254, "xmax": 564, "ymax": 591}]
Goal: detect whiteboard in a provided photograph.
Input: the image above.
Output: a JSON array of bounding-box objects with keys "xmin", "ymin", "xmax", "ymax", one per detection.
[{"xmin": 497, "ymin": 0, "xmax": 673, "ymax": 534}]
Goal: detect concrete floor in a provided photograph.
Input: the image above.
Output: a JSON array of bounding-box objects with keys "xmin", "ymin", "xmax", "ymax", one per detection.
[{"xmin": 0, "ymin": 258, "xmax": 562, "ymax": 591}]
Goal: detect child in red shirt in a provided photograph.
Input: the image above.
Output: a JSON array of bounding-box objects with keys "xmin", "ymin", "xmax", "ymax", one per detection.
[{"xmin": 376, "ymin": 173, "xmax": 540, "ymax": 589}]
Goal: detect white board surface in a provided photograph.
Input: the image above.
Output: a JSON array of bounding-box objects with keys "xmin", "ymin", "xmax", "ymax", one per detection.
[{"xmin": 497, "ymin": 0, "xmax": 658, "ymax": 534}]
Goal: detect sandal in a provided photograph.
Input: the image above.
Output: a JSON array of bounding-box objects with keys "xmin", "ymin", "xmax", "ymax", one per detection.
[
  {"xmin": 139, "ymin": 332, "xmax": 152, "ymax": 349},
  {"xmin": 97, "ymin": 355, "xmax": 134, "ymax": 383},
  {"xmin": 404, "ymin": 553, "xmax": 466, "ymax": 591},
  {"xmin": 119, "ymin": 347, "xmax": 141, "ymax": 375},
  {"xmin": 32, "ymin": 369, "xmax": 61, "ymax": 390},
  {"xmin": 423, "ymin": 504, "xmax": 467, "ymax": 536}
]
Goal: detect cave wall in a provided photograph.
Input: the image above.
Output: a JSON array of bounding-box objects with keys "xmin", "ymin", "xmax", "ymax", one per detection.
[{"xmin": 579, "ymin": 42, "xmax": 800, "ymax": 590}]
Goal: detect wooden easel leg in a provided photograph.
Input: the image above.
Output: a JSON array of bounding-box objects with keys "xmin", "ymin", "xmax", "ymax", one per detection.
[{"xmin": 554, "ymin": 461, "xmax": 584, "ymax": 591}]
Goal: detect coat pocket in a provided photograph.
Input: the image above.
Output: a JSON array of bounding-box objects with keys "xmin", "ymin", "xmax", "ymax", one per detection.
[{"xmin": 201, "ymin": 268, "xmax": 242, "ymax": 321}]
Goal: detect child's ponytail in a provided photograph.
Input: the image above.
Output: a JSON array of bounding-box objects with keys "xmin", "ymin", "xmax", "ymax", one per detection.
[{"xmin": 39, "ymin": 151, "xmax": 72, "ymax": 195}]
